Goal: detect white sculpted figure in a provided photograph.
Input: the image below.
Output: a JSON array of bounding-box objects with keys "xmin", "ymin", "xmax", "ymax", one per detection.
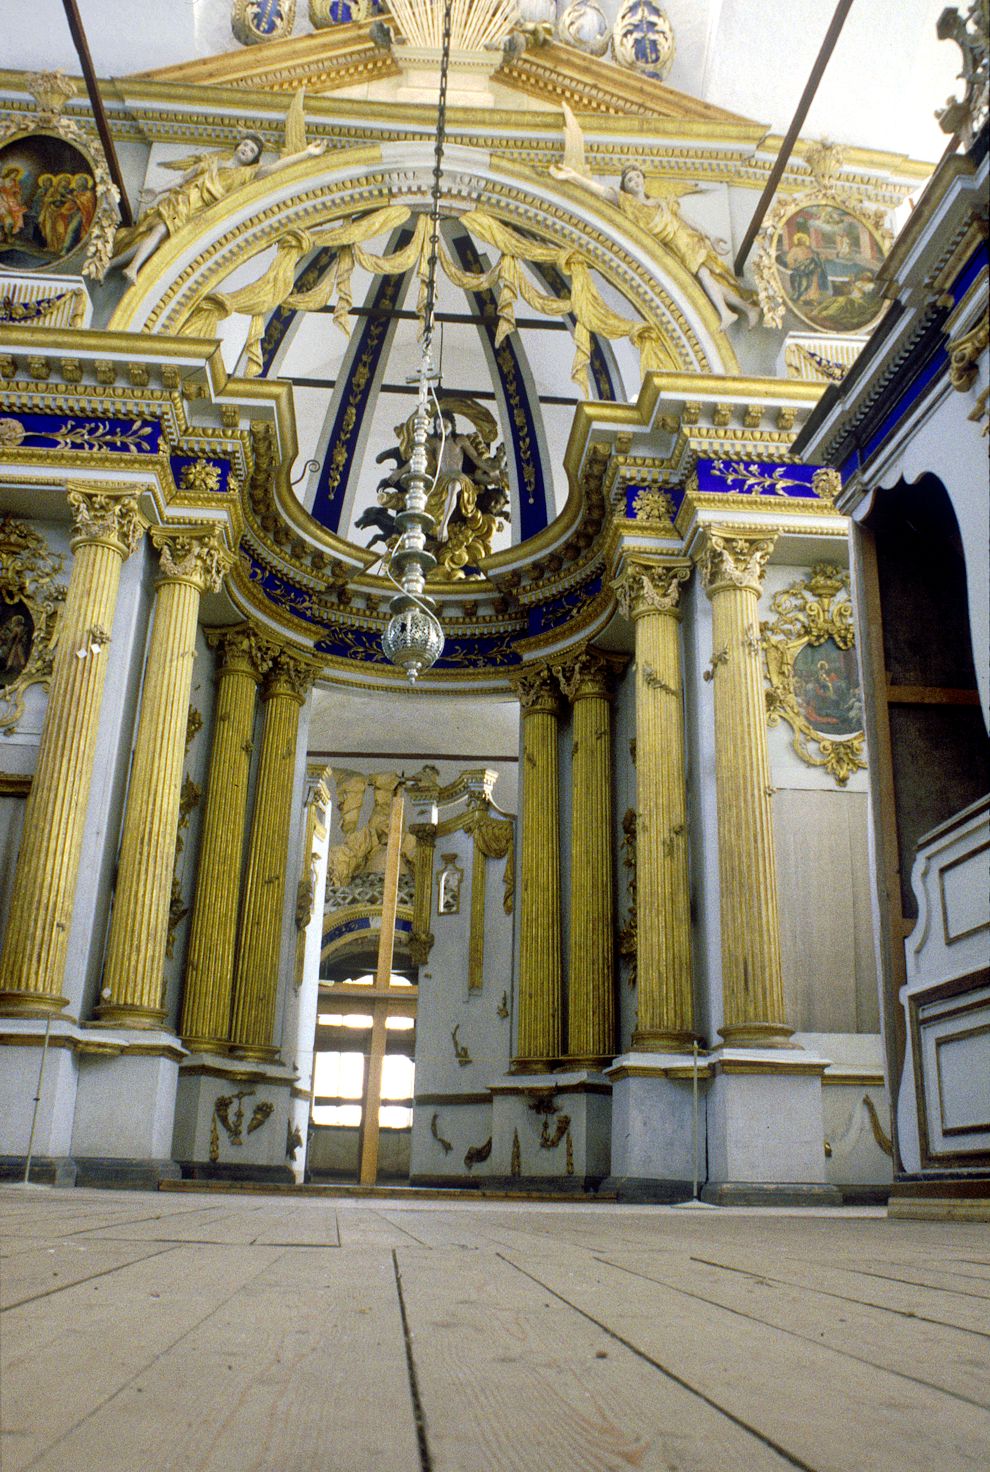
[
  {"xmin": 110, "ymin": 91, "xmax": 326, "ymax": 284},
  {"xmin": 550, "ymin": 104, "xmax": 758, "ymax": 329}
]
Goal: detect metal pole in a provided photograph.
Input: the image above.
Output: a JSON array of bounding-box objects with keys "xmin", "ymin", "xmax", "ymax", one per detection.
[
  {"xmin": 23, "ymin": 1013, "xmax": 53, "ymax": 1185},
  {"xmin": 734, "ymin": 0, "xmax": 855, "ymax": 276},
  {"xmin": 691, "ymin": 1038, "xmax": 699, "ymax": 1201},
  {"xmin": 60, "ymin": 0, "xmax": 134, "ymax": 226}
]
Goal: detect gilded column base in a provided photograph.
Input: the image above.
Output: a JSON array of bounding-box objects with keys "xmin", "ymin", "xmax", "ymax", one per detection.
[
  {"xmin": 0, "ymin": 990, "xmax": 70, "ymax": 1018},
  {"xmin": 565, "ymin": 1053, "xmax": 612, "ymax": 1072},
  {"xmin": 509, "ymin": 1056, "xmax": 558, "ymax": 1075},
  {"xmin": 718, "ymin": 1022, "xmax": 796, "ymax": 1048},
  {"xmin": 94, "ymin": 1002, "xmax": 167, "ymax": 1030},
  {"xmin": 229, "ymin": 1042, "xmax": 280, "ymax": 1063},
  {"xmin": 181, "ymin": 1035, "xmax": 232, "ymax": 1055},
  {"xmin": 632, "ymin": 1027, "xmax": 697, "ymax": 1053}
]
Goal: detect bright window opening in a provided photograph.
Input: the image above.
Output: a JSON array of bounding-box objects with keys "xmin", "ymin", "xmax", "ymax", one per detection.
[
  {"xmin": 381, "ymin": 1055, "xmax": 414, "ymax": 1100},
  {"xmin": 312, "ymin": 1103, "xmax": 362, "ymax": 1127},
  {"xmin": 313, "ymin": 1051, "xmax": 365, "ymax": 1100}
]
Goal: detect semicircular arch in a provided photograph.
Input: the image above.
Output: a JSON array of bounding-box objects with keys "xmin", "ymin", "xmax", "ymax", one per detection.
[{"xmin": 107, "ymin": 146, "xmax": 738, "ymax": 379}]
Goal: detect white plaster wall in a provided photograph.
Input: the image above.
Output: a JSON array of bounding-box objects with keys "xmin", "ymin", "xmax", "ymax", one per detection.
[{"xmin": 775, "ymin": 788, "xmax": 879, "ymax": 1034}]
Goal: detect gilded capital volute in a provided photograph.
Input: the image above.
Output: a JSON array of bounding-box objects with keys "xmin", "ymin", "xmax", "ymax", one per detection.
[
  {"xmin": 150, "ymin": 526, "xmax": 233, "ymax": 594},
  {"xmin": 553, "ymin": 646, "xmax": 626, "ymax": 703},
  {"xmin": 206, "ymin": 623, "xmax": 274, "ymax": 682},
  {"xmin": 66, "ymin": 488, "xmax": 144, "ymax": 558},
  {"xmin": 262, "ymin": 648, "xmax": 316, "ymax": 705},
  {"xmin": 697, "ymin": 531, "xmax": 776, "ymax": 598},
  {"xmin": 511, "ymin": 664, "xmax": 561, "ymax": 717},
  {"xmin": 613, "ymin": 562, "xmax": 691, "ymax": 621}
]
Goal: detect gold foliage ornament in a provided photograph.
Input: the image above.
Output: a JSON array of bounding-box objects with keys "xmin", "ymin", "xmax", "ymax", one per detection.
[
  {"xmin": 761, "ymin": 563, "xmax": 867, "ymax": 787},
  {"xmin": 0, "ymin": 515, "xmax": 66, "ymax": 733},
  {"xmin": 232, "ymin": 0, "xmax": 297, "ymax": 46}
]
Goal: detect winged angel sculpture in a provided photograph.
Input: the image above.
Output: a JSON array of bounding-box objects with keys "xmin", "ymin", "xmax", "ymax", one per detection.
[
  {"xmin": 550, "ymin": 104, "xmax": 758, "ymax": 329},
  {"xmin": 110, "ymin": 92, "xmax": 326, "ymax": 283}
]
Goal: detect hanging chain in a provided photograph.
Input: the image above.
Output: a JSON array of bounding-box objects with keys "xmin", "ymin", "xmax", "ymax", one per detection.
[{"xmin": 421, "ymin": 0, "xmax": 454, "ymax": 363}]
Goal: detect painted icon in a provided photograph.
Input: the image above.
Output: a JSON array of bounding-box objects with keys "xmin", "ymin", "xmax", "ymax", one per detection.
[{"xmin": 0, "ymin": 134, "xmax": 97, "ymax": 271}]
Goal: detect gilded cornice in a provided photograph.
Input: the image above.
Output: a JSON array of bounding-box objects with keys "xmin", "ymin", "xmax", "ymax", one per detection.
[
  {"xmin": 128, "ymin": 19, "xmax": 399, "ymax": 94},
  {"xmin": 0, "ymin": 73, "xmax": 930, "ymax": 207}
]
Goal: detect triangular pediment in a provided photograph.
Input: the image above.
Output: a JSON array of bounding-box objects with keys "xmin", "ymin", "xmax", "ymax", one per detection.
[{"xmin": 127, "ymin": 20, "xmax": 761, "ymax": 133}]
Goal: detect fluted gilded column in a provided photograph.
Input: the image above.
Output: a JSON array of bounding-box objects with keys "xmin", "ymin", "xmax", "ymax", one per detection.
[
  {"xmin": 0, "ymin": 489, "xmax": 143, "ymax": 1016},
  {"xmin": 554, "ymin": 646, "xmax": 624, "ymax": 1068},
  {"xmin": 229, "ymin": 650, "xmax": 314, "ymax": 1059},
  {"xmin": 99, "ymin": 528, "xmax": 232, "ymax": 1028},
  {"xmin": 179, "ymin": 625, "xmax": 273, "ymax": 1050},
  {"xmin": 511, "ymin": 665, "xmax": 563, "ymax": 1071},
  {"xmin": 614, "ymin": 561, "xmax": 695, "ymax": 1050},
  {"xmin": 698, "ymin": 529, "xmax": 791, "ymax": 1046}
]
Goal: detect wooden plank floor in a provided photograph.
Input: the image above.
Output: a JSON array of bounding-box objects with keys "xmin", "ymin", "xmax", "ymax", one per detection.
[{"xmin": 2, "ymin": 1187, "xmax": 988, "ymax": 1472}]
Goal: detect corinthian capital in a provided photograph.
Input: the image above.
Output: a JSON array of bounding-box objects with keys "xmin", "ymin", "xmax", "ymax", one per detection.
[
  {"xmin": 66, "ymin": 489, "xmax": 144, "ymax": 558},
  {"xmin": 553, "ymin": 646, "xmax": 626, "ymax": 703},
  {"xmin": 206, "ymin": 622, "xmax": 275, "ymax": 681},
  {"xmin": 151, "ymin": 527, "xmax": 233, "ymax": 593},
  {"xmin": 263, "ymin": 648, "xmax": 317, "ymax": 704},
  {"xmin": 510, "ymin": 664, "xmax": 561, "ymax": 716},
  {"xmin": 613, "ymin": 561, "xmax": 691, "ymax": 621},
  {"xmin": 697, "ymin": 531, "xmax": 775, "ymax": 598}
]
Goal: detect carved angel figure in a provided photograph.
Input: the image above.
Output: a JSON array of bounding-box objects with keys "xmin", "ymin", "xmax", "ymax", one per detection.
[
  {"xmin": 550, "ymin": 104, "xmax": 758, "ymax": 329},
  {"xmin": 110, "ymin": 91, "xmax": 326, "ymax": 284},
  {"xmin": 357, "ymin": 403, "xmax": 511, "ymax": 580}
]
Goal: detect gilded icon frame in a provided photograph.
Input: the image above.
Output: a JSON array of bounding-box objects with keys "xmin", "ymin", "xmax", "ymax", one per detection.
[
  {"xmin": 0, "ymin": 515, "xmax": 66, "ymax": 734},
  {"xmin": 754, "ymin": 141, "xmax": 892, "ymax": 334},
  {"xmin": 0, "ymin": 73, "xmax": 120, "ymax": 281},
  {"xmin": 761, "ymin": 563, "xmax": 867, "ymax": 787}
]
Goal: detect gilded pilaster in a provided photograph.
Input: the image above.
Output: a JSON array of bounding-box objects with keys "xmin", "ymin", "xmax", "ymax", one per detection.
[
  {"xmin": 229, "ymin": 650, "xmax": 314, "ymax": 1059},
  {"xmin": 179, "ymin": 625, "xmax": 273, "ymax": 1050},
  {"xmin": 99, "ymin": 528, "xmax": 232, "ymax": 1028},
  {"xmin": 511, "ymin": 665, "xmax": 563, "ymax": 1071},
  {"xmin": 614, "ymin": 561, "xmax": 694, "ymax": 1050},
  {"xmin": 698, "ymin": 530, "xmax": 792, "ymax": 1046},
  {"xmin": 554, "ymin": 646, "xmax": 625, "ymax": 1068},
  {"xmin": 0, "ymin": 490, "xmax": 143, "ymax": 1016},
  {"xmin": 408, "ymin": 820, "xmax": 437, "ymax": 966}
]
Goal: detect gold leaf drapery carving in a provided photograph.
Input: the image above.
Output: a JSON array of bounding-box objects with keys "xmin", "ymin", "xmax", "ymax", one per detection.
[{"xmin": 177, "ymin": 205, "xmax": 673, "ymax": 394}]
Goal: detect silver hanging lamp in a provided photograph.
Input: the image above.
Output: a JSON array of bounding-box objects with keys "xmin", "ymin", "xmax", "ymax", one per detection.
[{"xmin": 381, "ymin": 0, "xmax": 455, "ymax": 683}]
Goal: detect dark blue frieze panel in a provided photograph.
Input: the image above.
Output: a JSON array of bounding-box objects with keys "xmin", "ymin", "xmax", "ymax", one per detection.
[
  {"xmin": 527, "ymin": 574, "xmax": 603, "ymax": 637},
  {"xmin": 0, "ymin": 412, "xmax": 162, "ymax": 454},
  {"xmin": 623, "ymin": 484, "xmax": 685, "ymax": 519},
  {"xmin": 694, "ymin": 461, "xmax": 823, "ymax": 498},
  {"xmin": 170, "ymin": 454, "xmax": 233, "ymax": 492}
]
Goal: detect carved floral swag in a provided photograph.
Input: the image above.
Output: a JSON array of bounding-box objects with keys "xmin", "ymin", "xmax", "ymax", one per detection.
[{"xmin": 179, "ymin": 206, "xmax": 674, "ymax": 393}]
